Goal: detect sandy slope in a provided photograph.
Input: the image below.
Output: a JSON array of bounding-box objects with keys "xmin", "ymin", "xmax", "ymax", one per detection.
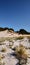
[
  {"xmin": 0, "ymin": 44, "xmax": 18, "ymax": 65},
  {"xmin": 0, "ymin": 31, "xmax": 30, "ymax": 65},
  {"xmin": 0, "ymin": 30, "xmax": 30, "ymax": 37},
  {"xmin": 0, "ymin": 30, "xmax": 19, "ymax": 37},
  {"xmin": 0, "ymin": 39, "xmax": 30, "ymax": 65}
]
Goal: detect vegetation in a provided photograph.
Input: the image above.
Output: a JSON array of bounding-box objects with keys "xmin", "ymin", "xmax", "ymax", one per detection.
[
  {"xmin": 1, "ymin": 47, "xmax": 6, "ymax": 52},
  {"xmin": 0, "ymin": 27, "xmax": 14, "ymax": 32},
  {"xmin": 16, "ymin": 29, "xmax": 30, "ymax": 34},
  {"xmin": 0, "ymin": 37, "xmax": 14, "ymax": 42},
  {"xmin": 0, "ymin": 27, "xmax": 30, "ymax": 34},
  {"xmin": 0, "ymin": 54, "xmax": 5, "ymax": 60},
  {"xmin": 15, "ymin": 45, "xmax": 28, "ymax": 65},
  {"xmin": 0, "ymin": 61, "xmax": 5, "ymax": 65},
  {"xmin": 9, "ymin": 42, "xmax": 13, "ymax": 48},
  {"xmin": 0, "ymin": 54, "xmax": 5, "ymax": 65},
  {"xmin": 15, "ymin": 36, "xmax": 24, "ymax": 40}
]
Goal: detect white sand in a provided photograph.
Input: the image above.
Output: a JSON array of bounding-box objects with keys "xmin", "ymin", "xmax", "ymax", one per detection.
[{"xmin": 0, "ymin": 31, "xmax": 30, "ymax": 65}]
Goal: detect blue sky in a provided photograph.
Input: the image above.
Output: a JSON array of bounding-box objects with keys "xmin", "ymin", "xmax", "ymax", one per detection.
[{"xmin": 0, "ymin": 0, "xmax": 30, "ymax": 31}]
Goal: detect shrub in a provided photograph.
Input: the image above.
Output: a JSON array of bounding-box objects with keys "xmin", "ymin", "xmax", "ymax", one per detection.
[{"xmin": 15, "ymin": 45, "xmax": 28, "ymax": 65}]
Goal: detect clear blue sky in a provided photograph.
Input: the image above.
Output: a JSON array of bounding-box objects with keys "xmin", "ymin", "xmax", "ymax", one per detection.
[{"xmin": 0, "ymin": 0, "xmax": 30, "ymax": 31}]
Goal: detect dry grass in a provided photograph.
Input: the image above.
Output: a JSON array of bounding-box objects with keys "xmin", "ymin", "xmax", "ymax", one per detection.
[
  {"xmin": 0, "ymin": 35, "xmax": 30, "ymax": 42},
  {"xmin": 15, "ymin": 45, "xmax": 28, "ymax": 59},
  {"xmin": 0, "ymin": 54, "xmax": 5, "ymax": 60},
  {"xmin": 0, "ymin": 61, "xmax": 5, "ymax": 65},
  {"xmin": 15, "ymin": 36, "xmax": 24, "ymax": 40},
  {"xmin": 1, "ymin": 47, "xmax": 6, "ymax": 52}
]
